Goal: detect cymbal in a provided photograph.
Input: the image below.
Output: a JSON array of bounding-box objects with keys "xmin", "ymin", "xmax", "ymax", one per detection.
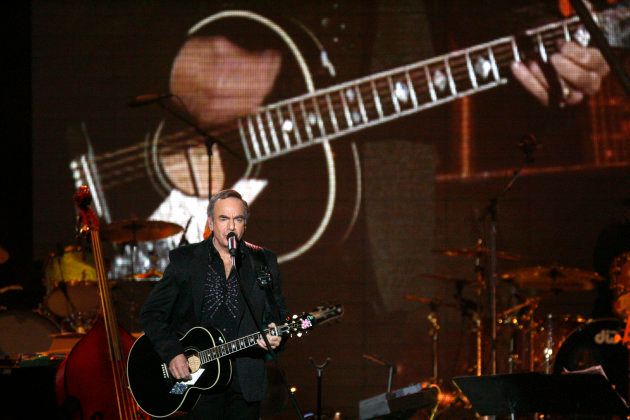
[
  {"xmin": 101, "ymin": 219, "xmax": 183, "ymax": 243},
  {"xmin": 0, "ymin": 245, "xmax": 8, "ymax": 264},
  {"xmin": 0, "ymin": 285, "xmax": 22, "ymax": 294},
  {"xmin": 432, "ymin": 247, "xmax": 523, "ymax": 261},
  {"xmin": 132, "ymin": 267, "xmax": 163, "ymax": 281},
  {"xmin": 404, "ymin": 294, "xmax": 458, "ymax": 309},
  {"xmin": 498, "ymin": 297, "xmax": 541, "ymax": 318},
  {"xmin": 500, "ymin": 265, "xmax": 604, "ymax": 292}
]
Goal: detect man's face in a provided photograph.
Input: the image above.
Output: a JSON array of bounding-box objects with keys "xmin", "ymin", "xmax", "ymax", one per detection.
[{"xmin": 208, "ymin": 197, "xmax": 247, "ymax": 250}]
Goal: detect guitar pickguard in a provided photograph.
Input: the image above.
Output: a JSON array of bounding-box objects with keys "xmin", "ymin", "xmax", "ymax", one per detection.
[{"xmin": 169, "ymin": 369, "xmax": 206, "ymax": 395}]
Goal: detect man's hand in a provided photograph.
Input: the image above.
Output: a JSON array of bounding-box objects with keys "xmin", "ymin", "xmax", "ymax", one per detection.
[
  {"xmin": 511, "ymin": 41, "xmax": 610, "ymax": 106},
  {"xmin": 257, "ymin": 322, "xmax": 282, "ymax": 350},
  {"xmin": 170, "ymin": 36, "xmax": 281, "ymax": 128},
  {"xmin": 169, "ymin": 354, "xmax": 192, "ymax": 381}
]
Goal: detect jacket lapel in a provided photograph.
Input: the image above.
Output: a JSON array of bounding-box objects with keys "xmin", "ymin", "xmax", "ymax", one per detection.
[
  {"xmin": 236, "ymin": 246, "xmax": 263, "ymax": 328},
  {"xmin": 191, "ymin": 239, "xmax": 211, "ymax": 322}
]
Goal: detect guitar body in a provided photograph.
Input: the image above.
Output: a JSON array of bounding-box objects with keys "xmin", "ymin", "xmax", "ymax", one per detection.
[
  {"xmin": 128, "ymin": 305, "xmax": 343, "ymax": 417},
  {"xmin": 127, "ymin": 326, "xmax": 232, "ymax": 418}
]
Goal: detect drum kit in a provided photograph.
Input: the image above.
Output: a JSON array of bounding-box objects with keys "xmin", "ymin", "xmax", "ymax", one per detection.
[
  {"xmin": 37, "ymin": 219, "xmax": 184, "ymax": 335},
  {"xmin": 0, "ymin": 246, "xmax": 64, "ymax": 359},
  {"xmin": 406, "ymin": 243, "xmax": 630, "ymax": 403}
]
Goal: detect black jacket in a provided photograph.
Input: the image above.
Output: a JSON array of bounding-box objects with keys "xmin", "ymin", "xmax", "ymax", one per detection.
[{"xmin": 139, "ymin": 238, "xmax": 288, "ymax": 402}]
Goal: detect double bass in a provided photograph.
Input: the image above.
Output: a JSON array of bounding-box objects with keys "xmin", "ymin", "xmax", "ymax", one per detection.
[{"xmin": 55, "ymin": 186, "xmax": 147, "ymax": 419}]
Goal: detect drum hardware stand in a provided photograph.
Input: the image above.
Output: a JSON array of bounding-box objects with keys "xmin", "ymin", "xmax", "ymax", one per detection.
[
  {"xmin": 499, "ymin": 297, "xmax": 539, "ymax": 373},
  {"xmin": 453, "ymin": 279, "xmax": 482, "ymax": 377},
  {"xmin": 309, "ymin": 357, "xmax": 331, "ymax": 420},
  {"xmin": 473, "ymin": 247, "xmax": 486, "ymax": 377},
  {"xmin": 426, "ymin": 301, "xmax": 442, "ymax": 383},
  {"xmin": 477, "ymin": 134, "xmax": 538, "ymax": 382}
]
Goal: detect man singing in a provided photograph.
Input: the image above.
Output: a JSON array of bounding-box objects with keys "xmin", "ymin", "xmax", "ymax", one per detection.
[{"xmin": 140, "ymin": 189, "xmax": 289, "ymax": 419}]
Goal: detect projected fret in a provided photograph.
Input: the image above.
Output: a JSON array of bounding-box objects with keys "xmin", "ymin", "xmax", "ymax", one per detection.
[{"xmin": 236, "ymin": 14, "xmax": 595, "ymax": 165}]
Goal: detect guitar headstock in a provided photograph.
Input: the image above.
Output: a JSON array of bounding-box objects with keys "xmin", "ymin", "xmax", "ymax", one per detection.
[
  {"xmin": 308, "ymin": 304, "xmax": 344, "ymax": 326},
  {"xmin": 280, "ymin": 304, "xmax": 344, "ymax": 338},
  {"xmin": 73, "ymin": 185, "xmax": 100, "ymax": 235}
]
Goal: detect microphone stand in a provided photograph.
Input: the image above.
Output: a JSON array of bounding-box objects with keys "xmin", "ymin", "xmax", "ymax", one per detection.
[
  {"xmin": 177, "ymin": 216, "xmax": 193, "ymax": 247},
  {"xmin": 362, "ymin": 353, "xmax": 396, "ymax": 392},
  {"xmin": 477, "ymin": 135, "xmax": 538, "ymax": 379},
  {"xmin": 309, "ymin": 357, "xmax": 331, "ymax": 420},
  {"xmin": 157, "ymin": 98, "xmax": 243, "ymax": 198},
  {"xmin": 229, "ymin": 249, "xmax": 304, "ymax": 420}
]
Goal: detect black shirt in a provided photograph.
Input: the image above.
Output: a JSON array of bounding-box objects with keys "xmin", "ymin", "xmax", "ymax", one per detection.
[
  {"xmin": 201, "ymin": 239, "xmax": 246, "ymax": 392},
  {"xmin": 201, "ymin": 240, "xmax": 243, "ymax": 340}
]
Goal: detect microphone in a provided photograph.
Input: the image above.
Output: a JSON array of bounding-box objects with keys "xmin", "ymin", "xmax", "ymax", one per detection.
[
  {"xmin": 127, "ymin": 93, "xmax": 173, "ymax": 107},
  {"xmin": 227, "ymin": 232, "xmax": 238, "ymax": 257}
]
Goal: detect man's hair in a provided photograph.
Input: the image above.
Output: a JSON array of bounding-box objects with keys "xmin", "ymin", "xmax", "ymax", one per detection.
[{"xmin": 207, "ymin": 189, "xmax": 249, "ymax": 221}]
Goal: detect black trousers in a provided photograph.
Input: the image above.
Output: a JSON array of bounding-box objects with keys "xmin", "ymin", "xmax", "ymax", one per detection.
[{"xmin": 186, "ymin": 388, "xmax": 260, "ymax": 420}]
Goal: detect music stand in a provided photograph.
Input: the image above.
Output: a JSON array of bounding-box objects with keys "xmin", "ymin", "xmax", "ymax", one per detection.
[{"xmin": 452, "ymin": 372, "xmax": 629, "ymax": 418}]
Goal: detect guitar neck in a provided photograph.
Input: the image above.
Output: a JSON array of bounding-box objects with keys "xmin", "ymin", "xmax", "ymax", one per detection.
[
  {"xmin": 198, "ymin": 327, "xmax": 275, "ymax": 363},
  {"xmin": 235, "ymin": 13, "xmax": 605, "ymax": 164}
]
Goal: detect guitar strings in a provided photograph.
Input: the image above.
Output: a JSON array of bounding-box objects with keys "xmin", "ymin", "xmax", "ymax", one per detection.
[
  {"xmin": 91, "ymin": 23, "xmax": 577, "ymax": 189},
  {"xmin": 90, "ymin": 230, "xmax": 139, "ymax": 419}
]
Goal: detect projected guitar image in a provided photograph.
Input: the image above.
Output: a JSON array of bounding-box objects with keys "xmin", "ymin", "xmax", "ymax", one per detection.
[{"xmin": 70, "ymin": 3, "xmax": 630, "ymax": 267}]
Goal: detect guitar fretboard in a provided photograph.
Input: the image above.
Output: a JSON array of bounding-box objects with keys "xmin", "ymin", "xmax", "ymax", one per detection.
[
  {"xmin": 197, "ymin": 327, "xmax": 278, "ymax": 363},
  {"xmin": 237, "ymin": 16, "xmax": 587, "ymax": 164}
]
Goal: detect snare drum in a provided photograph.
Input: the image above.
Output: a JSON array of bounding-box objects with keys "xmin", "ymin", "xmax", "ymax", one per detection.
[
  {"xmin": 0, "ymin": 309, "xmax": 60, "ymax": 358},
  {"xmin": 553, "ymin": 318, "xmax": 627, "ymax": 400}
]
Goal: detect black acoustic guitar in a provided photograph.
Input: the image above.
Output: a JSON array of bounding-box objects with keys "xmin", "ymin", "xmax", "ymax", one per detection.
[{"xmin": 126, "ymin": 304, "xmax": 343, "ymax": 418}]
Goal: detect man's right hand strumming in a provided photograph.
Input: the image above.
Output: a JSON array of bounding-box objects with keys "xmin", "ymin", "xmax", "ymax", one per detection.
[{"xmin": 169, "ymin": 353, "xmax": 192, "ymax": 381}]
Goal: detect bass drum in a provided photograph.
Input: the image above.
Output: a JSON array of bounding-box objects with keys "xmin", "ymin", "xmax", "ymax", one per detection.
[
  {"xmin": 44, "ymin": 245, "xmax": 96, "ymax": 292},
  {"xmin": 553, "ymin": 318, "xmax": 628, "ymax": 401},
  {"xmin": 0, "ymin": 309, "xmax": 61, "ymax": 358}
]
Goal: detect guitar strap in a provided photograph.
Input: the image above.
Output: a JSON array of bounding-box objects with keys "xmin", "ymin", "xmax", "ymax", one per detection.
[{"xmin": 248, "ymin": 248, "xmax": 282, "ymax": 323}]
